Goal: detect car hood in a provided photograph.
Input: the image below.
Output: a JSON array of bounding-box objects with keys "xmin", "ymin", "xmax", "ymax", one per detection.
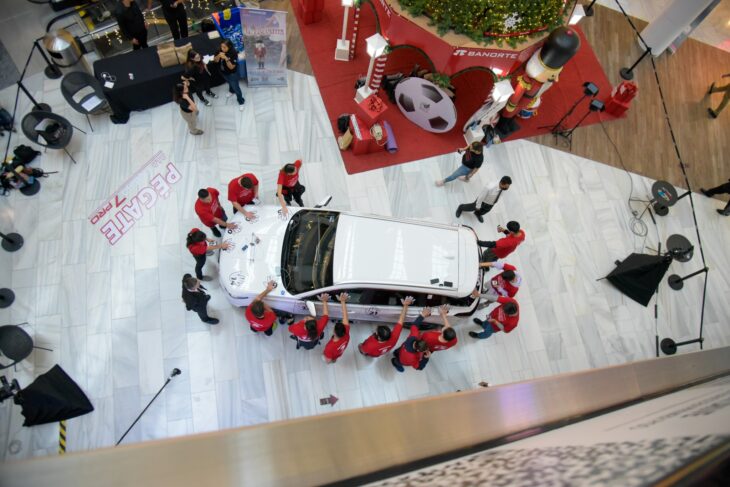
[{"xmin": 218, "ymin": 205, "xmax": 301, "ymax": 302}]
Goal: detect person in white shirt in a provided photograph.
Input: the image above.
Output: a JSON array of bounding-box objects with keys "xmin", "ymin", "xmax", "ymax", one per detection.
[{"xmin": 456, "ymin": 176, "xmax": 512, "ymax": 222}]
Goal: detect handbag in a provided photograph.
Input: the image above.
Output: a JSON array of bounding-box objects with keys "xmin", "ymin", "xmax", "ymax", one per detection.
[
  {"xmin": 338, "ymin": 129, "xmax": 353, "ymax": 150},
  {"xmin": 157, "ymin": 42, "xmax": 178, "ymax": 68},
  {"xmin": 370, "ymin": 123, "xmax": 387, "ymax": 146}
]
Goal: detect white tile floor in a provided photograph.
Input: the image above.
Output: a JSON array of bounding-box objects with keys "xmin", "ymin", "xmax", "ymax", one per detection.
[{"xmin": 0, "ymin": 68, "xmax": 728, "ymax": 461}]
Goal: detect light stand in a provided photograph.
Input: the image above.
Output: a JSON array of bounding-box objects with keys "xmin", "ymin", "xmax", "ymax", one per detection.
[
  {"xmin": 584, "ymin": 0, "xmax": 598, "ymax": 17},
  {"xmin": 0, "ymin": 289, "xmax": 14, "ymax": 308},
  {"xmin": 540, "ymin": 81, "xmax": 598, "ymax": 144},
  {"xmin": 557, "ymin": 98, "xmax": 604, "ymax": 150},
  {"xmin": 116, "ymin": 368, "xmax": 182, "ymax": 446},
  {"xmin": 335, "ymin": 0, "xmax": 354, "ymax": 61},
  {"xmin": 668, "ymin": 267, "xmax": 709, "ymax": 291},
  {"xmin": 660, "ymin": 337, "xmax": 703, "ymax": 355},
  {"xmin": 0, "ymin": 232, "xmax": 24, "ymax": 252}
]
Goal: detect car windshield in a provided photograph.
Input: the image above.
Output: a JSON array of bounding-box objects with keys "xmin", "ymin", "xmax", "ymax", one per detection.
[{"xmin": 281, "ymin": 210, "xmax": 339, "ymax": 294}]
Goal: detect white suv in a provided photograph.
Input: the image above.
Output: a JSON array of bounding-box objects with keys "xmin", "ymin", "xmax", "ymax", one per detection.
[{"xmin": 219, "ymin": 205, "xmax": 482, "ymax": 323}]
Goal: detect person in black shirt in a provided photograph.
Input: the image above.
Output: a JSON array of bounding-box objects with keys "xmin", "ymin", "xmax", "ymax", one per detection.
[
  {"xmin": 182, "ymin": 50, "xmax": 217, "ymax": 106},
  {"xmin": 214, "ymin": 40, "xmax": 245, "ymax": 110},
  {"xmin": 147, "ymin": 0, "xmax": 188, "ymax": 40},
  {"xmin": 116, "ymin": 0, "xmax": 148, "ymax": 50},
  {"xmin": 436, "ymin": 142, "xmax": 485, "ymax": 186},
  {"xmin": 181, "ymin": 274, "xmax": 218, "ymax": 324},
  {"xmin": 173, "ymin": 81, "xmax": 203, "ymax": 135}
]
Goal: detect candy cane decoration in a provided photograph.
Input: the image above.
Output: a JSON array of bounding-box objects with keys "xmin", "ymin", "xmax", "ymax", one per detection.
[
  {"xmin": 349, "ymin": 7, "xmax": 360, "ymax": 61},
  {"xmin": 368, "ymin": 53, "xmax": 389, "ymax": 91}
]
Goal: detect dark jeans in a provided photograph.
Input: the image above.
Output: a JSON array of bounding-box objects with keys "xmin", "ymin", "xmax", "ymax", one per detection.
[
  {"xmin": 191, "ymin": 77, "xmax": 212, "ymax": 103},
  {"xmin": 457, "ymin": 201, "xmax": 492, "ymax": 216},
  {"xmin": 206, "ymin": 209, "xmax": 228, "ymax": 238},
  {"xmin": 193, "ymin": 254, "xmax": 206, "ymax": 279},
  {"xmin": 193, "ymin": 306, "xmax": 212, "ymax": 322},
  {"xmin": 251, "ymin": 325, "xmax": 274, "ymax": 336},
  {"xmin": 163, "ymin": 7, "xmax": 188, "ymax": 40},
  {"xmin": 481, "ymin": 248, "xmax": 498, "ymax": 262},
  {"xmin": 131, "ymin": 30, "xmax": 148, "ymax": 50},
  {"xmin": 391, "ymin": 349, "xmax": 405, "ymax": 372},
  {"xmin": 705, "ymin": 182, "xmax": 730, "ymax": 215},
  {"xmin": 281, "ymin": 182, "xmax": 305, "ymax": 207},
  {"xmin": 223, "ymin": 72, "xmax": 245, "ymax": 105},
  {"xmin": 473, "ymin": 319, "xmax": 495, "ymax": 340}
]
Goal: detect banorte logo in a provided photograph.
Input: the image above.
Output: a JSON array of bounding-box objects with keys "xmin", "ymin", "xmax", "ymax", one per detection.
[{"xmin": 453, "ymin": 49, "xmax": 518, "ymax": 59}]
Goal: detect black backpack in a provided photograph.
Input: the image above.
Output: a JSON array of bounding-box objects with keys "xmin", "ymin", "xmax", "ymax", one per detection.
[{"xmin": 13, "ymin": 145, "xmax": 41, "ymax": 165}]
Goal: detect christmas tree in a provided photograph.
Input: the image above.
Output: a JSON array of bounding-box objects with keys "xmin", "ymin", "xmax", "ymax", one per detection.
[{"xmin": 398, "ymin": 0, "xmax": 575, "ymax": 46}]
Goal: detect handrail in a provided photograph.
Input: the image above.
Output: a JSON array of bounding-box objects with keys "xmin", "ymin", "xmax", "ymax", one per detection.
[{"xmin": 3, "ymin": 346, "xmax": 730, "ymax": 486}]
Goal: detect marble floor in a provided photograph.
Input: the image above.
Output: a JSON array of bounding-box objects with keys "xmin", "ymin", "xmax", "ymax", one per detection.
[{"xmin": 0, "ymin": 68, "xmax": 728, "ymax": 461}]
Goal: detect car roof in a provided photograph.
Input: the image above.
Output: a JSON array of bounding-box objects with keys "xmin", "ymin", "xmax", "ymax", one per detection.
[{"xmin": 333, "ymin": 214, "xmax": 463, "ymax": 292}]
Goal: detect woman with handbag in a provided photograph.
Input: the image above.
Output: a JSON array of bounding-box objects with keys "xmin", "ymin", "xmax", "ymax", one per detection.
[
  {"xmin": 214, "ymin": 40, "xmax": 245, "ymax": 111},
  {"xmin": 183, "ymin": 50, "xmax": 217, "ymax": 106},
  {"xmin": 173, "ymin": 81, "xmax": 203, "ymax": 135},
  {"xmin": 436, "ymin": 142, "xmax": 485, "ymax": 187}
]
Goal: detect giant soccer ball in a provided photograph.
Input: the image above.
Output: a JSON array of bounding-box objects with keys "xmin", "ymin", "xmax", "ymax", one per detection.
[{"xmin": 395, "ymin": 77, "xmax": 457, "ymax": 133}]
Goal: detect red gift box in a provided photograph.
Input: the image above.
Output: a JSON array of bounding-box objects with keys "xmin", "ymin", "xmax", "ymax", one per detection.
[
  {"xmin": 349, "ymin": 115, "xmax": 373, "ymax": 155},
  {"xmin": 355, "ymin": 94, "xmax": 389, "ymax": 125}
]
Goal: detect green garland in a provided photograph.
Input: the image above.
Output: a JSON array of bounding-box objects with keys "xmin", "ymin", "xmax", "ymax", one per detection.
[{"xmin": 397, "ymin": 0, "xmax": 575, "ymax": 47}]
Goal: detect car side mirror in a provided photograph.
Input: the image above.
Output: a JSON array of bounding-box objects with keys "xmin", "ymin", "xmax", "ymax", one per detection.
[
  {"xmin": 314, "ymin": 195, "xmax": 332, "ymax": 208},
  {"xmin": 306, "ymin": 301, "xmax": 317, "ymax": 316}
]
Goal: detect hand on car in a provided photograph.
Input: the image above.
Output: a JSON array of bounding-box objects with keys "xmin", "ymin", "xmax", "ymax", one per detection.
[
  {"xmin": 227, "ymin": 222, "xmax": 238, "ymax": 230},
  {"xmin": 471, "ymin": 289, "xmax": 480, "ymax": 299},
  {"xmin": 266, "ymin": 280, "xmax": 276, "ymax": 292},
  {"xmin": 421, "ymin": 307, "xmax": 432, "ymax": 318},
  {"xmin": 220, "ymin": 241, "xmax": 231, "ymax": 250},
  {"xmin": 244, "ymin": 209, "xmax": 256, "ymax": 220},
  {"xmin": 317, "ymin": 293, "xmax": 330, "ymax": 302},
  {"xmin": 337, "ymin": 292, "xmax": 350, "ymax": 303},
  {"xmin": 439, "ymin": 304, "xmax": 449, "ymax": 316},
  {"xmin": 401, "ymin": 296, "xmax": 415, "ymax": 306},
  {"xmin": 497, "ymin": 225, "xmax": 505, "ymax": 233}
]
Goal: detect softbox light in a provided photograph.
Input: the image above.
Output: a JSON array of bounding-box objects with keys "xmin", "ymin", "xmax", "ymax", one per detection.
[
  {"xmin": 605, "ymin": 253, "xmax": 672, "ymax": 307},
  {"xmin": 15, "ymin": 364, "xmax": 93, "ymax": 426}
]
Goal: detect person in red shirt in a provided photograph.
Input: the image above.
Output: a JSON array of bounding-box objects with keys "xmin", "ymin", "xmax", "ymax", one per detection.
[
  {"xmin": 323, "ymin": 293, "xmax": 351, "ymax": 363},
  {"xmin": 358, "ymin": 296, "xmax": 415, "ymax": 357},
  {"xmin": 276, "ymin": 159, "xmax": 305, "ymax": 216},
  {"xmin": 474, "ymin": 261, "xmax": 522, "ymax": 306},
  {"xmin": 186, "ymin": 228, "xmax": 230, "ymax": 280},
  {"xmin": 245, "ymin": 280, "xmax": 291, "ymax": 336},
  {"xmin": 195, "ymin": 187, "xmax": 237, "ymax": 238},
  {"xmin": 469, "ymin": 296, "xmax": 520, "ymax": 340},
  {"xmin": 227, "ymin": 173, "xmax": 259, "ymax": 219},
  {"xmin": 419, "ymin": 305, "xmax": 458, "ymax": 353},
  {"xmin": 391, "ymin": 309, "xmax": 433, "ymax": 372},
  {"xmin": 478, "ymin": 221, "xmax": 526, "ymax": 262},
  {"xmin": 289, "ymin": 293, "xmax": 329, "ymax": 350}
]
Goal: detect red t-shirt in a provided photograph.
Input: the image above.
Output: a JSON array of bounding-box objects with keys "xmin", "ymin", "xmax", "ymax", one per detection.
[
  {"xmin": 289, "ymin": 314, "xmax": 328, "ymax": 341},
  {"xmin": 277, "ymin": 160, "xmax": 302, "ymax": 188},
  {"xmin": 359, "ymin": 322, "xmax": 403, "ymax": 357},
  {"xmin": 491, "ymin": 264, "xmax": 520, "ymax": 298},
  {"xmin": 323, "ymin": 327, "xmax": 350, "ymax": 361},
  {"xmin": 187, "ymin": 240, "xmax": 208, "ymax": 256},
  {"xmin": 194, "ymin": 187, "xmax": 224, "ymax": 227},
  {"xmin": 228, "ymin": 174, "xmax": 259, "ymax": 206},
  {"xmin": 493, "ymin": 230, "xmax": 526, "ymax": 259},
  {"xmin": 245, "ymin": 305, "xmax": 276, "ymax": 332},
  {"xmin": 421, "ymin": 330, "xmax": 457, "ymax": 352},
  {"xmin": 488, "ymin": 296, "xmax": 520, "ymax": 333},
  {"xmin": 396, "ymin": 325, "xmax": 423, "ymax": 368}
]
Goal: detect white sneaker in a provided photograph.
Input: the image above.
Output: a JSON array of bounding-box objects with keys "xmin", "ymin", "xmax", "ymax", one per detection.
[
  {"xmin": 239, "ymin": 104, "xmax": 245, "ymax": 111},
  {"xmin": 226, "ymin": 93, "xmax": 235, "ymax": 98}
]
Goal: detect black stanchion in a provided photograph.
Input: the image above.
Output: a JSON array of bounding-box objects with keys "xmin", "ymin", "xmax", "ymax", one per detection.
[
  {"xmin": 620, "ymin": 47, "xmax": 652, "ymax": 80},
  {"xmin": 116, "ymin": 369, "xmax": 182, "ymax": 446},
  {"xmin": 584, "ymin": 0, "xmax": 598, "ymax": 16},
  {"xmin": 668, "ymin": 267, "xmax": 709, "ymax": 291},
  {"xmin": 19, "ymin": 178, "xmax": 42, "ymax": 196},
  {"xmin": 33, "ymin": 39, "xmax": 62, "ymax": 80},
  {"xmin": 660, "ymin": 337, "xmax": 704, "ymax": 355},
  {"xmin": 0, "ymin": 232, "xmax": 24, "ymax": 252},
  {"xmin": 0, "ymin": 288, "xmax": 15, "ymax": 308}
]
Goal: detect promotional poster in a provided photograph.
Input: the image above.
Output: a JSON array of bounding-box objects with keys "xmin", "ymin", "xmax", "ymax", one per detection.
[{"xmin": 240, "ymin": 8, "xmax": 288, "ymax": 87}]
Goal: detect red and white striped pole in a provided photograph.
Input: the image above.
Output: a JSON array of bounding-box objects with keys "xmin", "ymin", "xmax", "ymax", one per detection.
[
  {"xmin": 349, "ymin": 7, "xmax": 361, "ymax": 60},
  {"xmin": 368, "ymin": 53, "xmax": 389, "ymax": 91}
]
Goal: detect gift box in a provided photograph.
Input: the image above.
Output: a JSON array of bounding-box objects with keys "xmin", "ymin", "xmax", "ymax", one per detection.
[
  {"xmin": 355, "ymin": 94, "xmax": 388, "ymax": 125},
  {"xmin": 349, "ymin": 115, "xmax": 373, "ymax": 155}
]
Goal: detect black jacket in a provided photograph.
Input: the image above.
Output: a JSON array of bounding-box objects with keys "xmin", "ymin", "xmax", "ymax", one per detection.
[
  {"xmin": 115, "ymin": 1, "xmax": 146, "ymax": 40},
  {"xmin": 182, "ymin": 285, "xmax": 210, "ymax": 311}
]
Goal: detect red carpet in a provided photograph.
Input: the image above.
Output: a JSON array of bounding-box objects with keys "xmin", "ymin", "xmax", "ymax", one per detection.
[{"xmin": 294, "ymin": 1, "xmax": 622, "ymax": 175}]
